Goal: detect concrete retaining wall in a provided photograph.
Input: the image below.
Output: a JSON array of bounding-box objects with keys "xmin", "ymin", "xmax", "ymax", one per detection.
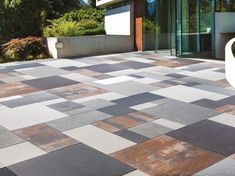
[{"xmin": 47, "ymin": 35, "xmax": 134, "ymax": 58}]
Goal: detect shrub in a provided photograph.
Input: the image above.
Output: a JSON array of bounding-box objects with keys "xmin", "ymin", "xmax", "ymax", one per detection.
[
  {"xmin": 43, "ymin": 8, "xmax": 106, "ymax": 37},
  {"xmin": 43, "ymin": 20, "xmax": 82, "ymax": 37},
  {"xmin": 143, "ymin": 19, "xmax": 160, "ymax": 34},
  {"xmin": 1, "ymin": 36, "xmax": 49, "ymax": 62},
  {"xmin": 62, "ymin": 8, "xmax": 105, "ymax": 23},
  {"xmin": 0, "ymin": 0, "xmax": 80, "ymax": 44}
]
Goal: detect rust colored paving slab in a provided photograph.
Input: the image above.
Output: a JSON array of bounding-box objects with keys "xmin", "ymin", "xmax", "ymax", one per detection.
[
  {"xmin": 0, "ymin": 83, "xmax": 39, "ymax": 98},
  {"xmin": 14, "ymin": 124, "xmax": 78, "ymax": 152},
  {"xmin": 216, "ymin": 104, "xmax": 235, "ymax": 115},
  {"xmin": 112, "ymin": 135, "xmax": 224, "ymax": 176},
  {"xmin": 49, "ymin": 83, "xmax": 108, "ymax": 100}
]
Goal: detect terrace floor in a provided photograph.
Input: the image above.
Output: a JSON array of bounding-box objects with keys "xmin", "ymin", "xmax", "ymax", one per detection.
[{"xmin": 0, "ymin": 52, "xmax": 234, "ymax": 176}]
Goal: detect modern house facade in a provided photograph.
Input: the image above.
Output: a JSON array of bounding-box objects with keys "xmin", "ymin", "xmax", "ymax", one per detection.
[{"xmin": 97, "ymin": 0, "xmax": 235, "ymax": 58}]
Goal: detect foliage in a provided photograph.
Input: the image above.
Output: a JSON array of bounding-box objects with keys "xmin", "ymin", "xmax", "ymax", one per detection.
[
  {"xmin": 0, "ymin": 0, "xmax": 79, "ymax": 44},
  {"xmin": 1, "ymin": 36, "xmax": 49, "ymax": 62},
  {"xmin": 233, "ymin": 41, "xmax": 235, "ymax": 57},
  {"xmin": 62, "ymin": 8, "xmax": 105, "ymax": 23},
  {"xmin": 143, "ymin": 19, "xmax": 160, "ymax": 34},
  {"xmin": 43, "ymin": 8, "xmax": 105, "ymax": 37}
]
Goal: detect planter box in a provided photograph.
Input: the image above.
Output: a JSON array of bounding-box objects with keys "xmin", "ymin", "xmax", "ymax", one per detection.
[
  {"xmin": 47, "ymin": 35, "xmax": 134, "ymax": 58},
  {"xmin": 225, "ymin": 38, "xmax": 235, "ymax": 88}
]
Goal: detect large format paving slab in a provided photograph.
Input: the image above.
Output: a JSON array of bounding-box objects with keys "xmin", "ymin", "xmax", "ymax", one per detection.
[{"xmin": 0, "ymin": 52, "xmax": 234, "ymax": 175}]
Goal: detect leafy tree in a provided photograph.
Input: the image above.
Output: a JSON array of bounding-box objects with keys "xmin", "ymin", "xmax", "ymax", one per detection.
[{"xmin": 0, "ymin": 0, "xmax": 80, "ymax": 44}]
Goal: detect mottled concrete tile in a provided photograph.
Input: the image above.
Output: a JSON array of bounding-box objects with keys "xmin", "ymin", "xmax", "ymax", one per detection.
[
  {"xmin": 22, "ymin": 76, "xmax": 78, "ymax": 90},
  {"xmin": 14, "ymin": 124, "xmax": 78, "ymax": 152},
  {"xmin": 168, "ymin": 120, "xmax": 235, "ymax": 156},
  {"xmin": 112, "ymin": 135, "xmax": 223, "ymax": 176},
  {"xmin": 9, "ymin": 144, "xmax": 134, "ymax": 176},
  {"xmin": 46, "ymin": 110, "xmax": 112, "ymax": 131},
  {"xmin": 0, "ymin": 126, "xmax": 24, "ymax": 149},
  {"xmin": 49, "ymin": 101, "xmax": 84, "ymax": 112}
]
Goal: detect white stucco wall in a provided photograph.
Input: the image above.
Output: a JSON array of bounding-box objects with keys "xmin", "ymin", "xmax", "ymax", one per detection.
[
  {"xmin": 215, "ymin": 12, "xmax": 235, "ymax": 58},
  {"xmin": 105, "ymin": 4, "xmax": 134, "ymax": 35}
]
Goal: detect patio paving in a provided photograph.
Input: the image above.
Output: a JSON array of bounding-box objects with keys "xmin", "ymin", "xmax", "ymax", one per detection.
[{"xmin": 0, "ymin": 52, "xmax": 234, "ymax": 175}]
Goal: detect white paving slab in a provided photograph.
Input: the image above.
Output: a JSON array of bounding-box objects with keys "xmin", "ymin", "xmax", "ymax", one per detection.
[
  {"xmin": 0, "ymin": 104, "xmax": 67, "ymax": 130},
  {"xmin": 42, "ymin": 59, "xmax": 89, "ymax": 68},
  {"xmin": 153, "ymin": 118, "xmax": 185, "ymax": 130},
  {"xmin": 151, "ymin": 85, "xmax": 228, "ymax": 103},
  {"xmin": 64, "ymin": 125, "xmax": 136, "ymax": 154},
  {"xmin": 209, "ymin": 113, "xmax": 235, "ymax": 128},
  {"xmin": 123, "ymin": 170, "xmax": 150, "ymax": 176},
  {"xmin": 94, "ymin": 76, "xmax": 137, "ymax": 85},
  {"xmin": 0, "ymin": 142, "xmax": 46, "ymax": 167},
  {"xmin": 134, "ymin": 78, "xmax": 161, "ymax": 84},
  {"xmin": 130, "ymin": 102, "xmax": 157, "ymax": 110},
  {"xmin": 0, "ymin": 95, "xmax": 23, "ymax": 102}
]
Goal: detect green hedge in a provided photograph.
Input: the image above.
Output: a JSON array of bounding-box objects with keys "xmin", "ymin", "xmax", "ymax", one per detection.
[
  {"xmin": 1, "ymin": 36, "xmax": 49, "ymax": 62},
  {"xmin": 43, "ymin": 8, "xmax": 105, "ymax": 37}
]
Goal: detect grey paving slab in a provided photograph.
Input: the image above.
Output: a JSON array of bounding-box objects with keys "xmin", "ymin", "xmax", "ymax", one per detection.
[
  {"xmin": 1, "ymin": 92, "xmax": 59, "ymax": 108},
  {"xmin": 115, "ymin": 61, "xmax": 154, "ymax": 69},
  {"xmin": 46, "ymin": 110, "xmax": 112, "ymax": 131},
  {"xmin": 142, "ymin": 101, "xmax": 220, "ymax": 125},
  {"xmin": 9, "ymin": 143, "xmax": 134, "ymax": 176},
  {"xmin": 84, "ymin": 64, "xmax": 128, "ymax": 73},
  {"xmin": 0, "ymin": 168, "xmax": 18, "ymax": 176},
  {"xmin": 65, "ymin": 107, "xmax": 93, "ymax": 116},
  {"xmin": 168, "ymin": 120, "xmax": 235, "ymax": 156},
  {"xmin": 99, "ymin": 104, "xmax": 135, "ymax": 116},
  {"xmin": 128, "ymin": 122, "xmax": 172, "ymax": 138},
  {"xmin": 113, "ymin": 93, "xmax": 163, "ymax": 107},
  {"xmin": 49, "ymin": 101, "xmax": 84, "ymax": 112},
  {"xmin": 114, "ymin": 130, "xmax": 149, "ymax": 143},
  {"xmin": 192, "ymin": 99, "xmax": 223, "ymax": 109},
  {"xmin": 7, "ymin": 63, "xmax": 44, "ymax": 70},
  {"xmin": 18, "ymin": 66, "xmax": 69, "ymax": 78},
  {"xmin": 194, "ymin": 157, "xmax": 235, "ymax": 176},
  {"xmin": 22, "ymin": 76, "xmax": 78, "ymax": 90},
  {"xmin": 102, "ymin": 81, "xmax": 157, "ymax": 96},
  {"xmin": 194, "ymin": 84, "xmax": 235, "ymax": 96},
  {"xmin": 0, "ymin": 126, "xmax": 24, "ymax": 149},
  {"xmin": 80, "ymin": 99, "xmax": 116, "ymax": 109}
]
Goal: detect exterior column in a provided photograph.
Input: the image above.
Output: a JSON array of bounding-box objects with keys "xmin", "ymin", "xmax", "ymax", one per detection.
[{"xmin": 134, "ymin": 0, "xmax": 143, "ymax": 51}]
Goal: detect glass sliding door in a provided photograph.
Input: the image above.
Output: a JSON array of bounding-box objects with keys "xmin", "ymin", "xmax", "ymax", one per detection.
[{"xmin": 176, "ymin": 0, "xmax": 215, "ymax": 56}]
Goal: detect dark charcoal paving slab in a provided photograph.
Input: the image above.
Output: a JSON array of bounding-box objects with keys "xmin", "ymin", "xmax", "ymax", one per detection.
[
  {"xmin": 22, "ymin": 76, "xmax": 78, "ymax": 90},
  {"xmin": 83, "ymin": 64, "xmax": 128, "ymax": 73},
  {"xmin": 168, "ymin": 120, "xmax": 235, "ymax": 156},
  {"xmin": 61, "ymin": 66, "xmax": 80, "ymax": 71},
  {"xmin": 9, "ymin": 143, "xmax": 134, "ymax": 176},
  {"xmin": 114, "ymin": 130, "xmax": 149, "ymax": 143},
  {"xmin": 192, "ymin": 99, "xmax": 224, "ymax": 109},
  {"xmin": 0, "ymin": 168, "xmax": 18, "ymax": 176},
  {"xmin": 99, "ymin": 104, "xmax": 135, "ymax": 116},
  {"xmin": 112, "ymin": 93, "xmax": 163, "ymax": 107}
]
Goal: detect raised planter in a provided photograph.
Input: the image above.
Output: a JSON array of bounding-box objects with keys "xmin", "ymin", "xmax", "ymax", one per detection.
[
  {"xmin": 225, "ymin": 37, "xmax": 235, "ymax": 88},
  {"xmin": 47, "ymin": 35, "xmax": 134, "ymax": 58}
]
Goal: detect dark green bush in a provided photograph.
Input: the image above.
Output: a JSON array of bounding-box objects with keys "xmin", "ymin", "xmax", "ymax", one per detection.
[
  {"xmin": 43, "ymin": 8, "xmax": 105, "ymax": 37},
  {"xmin": 1, "ymin": 36, "xmax": 49, "ymax": 62},
  {"xmin": 233, "ymin": 41, "xmax": 235, "ymax": 57},
  {"xmin": 62, "ymin": 8, "xmax": 105, "ymax": 23},
  {"xmin": 0, "ymin": 0, "xmax": 79, "ymax": 44}
]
